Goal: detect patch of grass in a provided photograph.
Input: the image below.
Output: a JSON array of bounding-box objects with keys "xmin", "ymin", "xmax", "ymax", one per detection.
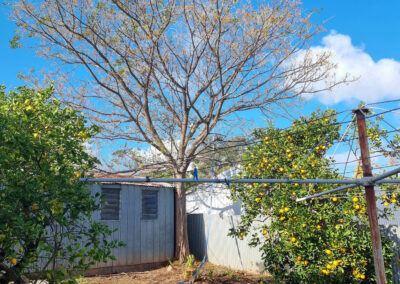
[{"xmin": 75, "ymin": 276, "xmax": 92, "ymax": 284}]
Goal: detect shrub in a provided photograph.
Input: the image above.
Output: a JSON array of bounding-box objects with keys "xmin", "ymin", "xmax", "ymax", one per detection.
[
  {"xmin": 230, "ymin": 110, "xmax": 397, "ymax": 283},
  {"xmin": 0, "ymin": 86, "xmax": 121, "ymax": 283}
]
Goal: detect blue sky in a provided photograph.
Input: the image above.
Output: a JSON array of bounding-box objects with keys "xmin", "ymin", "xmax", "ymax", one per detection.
[
  {"xmin": 1, "ymin": 1, "xmax": 400, "ymax": 172},
  {"xmin": 2, "ymin": 1, "xmax": 399, "ymax": 108}
]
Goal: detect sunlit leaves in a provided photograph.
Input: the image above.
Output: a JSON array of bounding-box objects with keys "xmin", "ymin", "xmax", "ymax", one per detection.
[
  {"xmin": 230, "ymin": 110, "xmax": 395, "ymax": 283},
  {"xmin": 0, "ymin": 86, "xmax": 119, "ymax": 283}
]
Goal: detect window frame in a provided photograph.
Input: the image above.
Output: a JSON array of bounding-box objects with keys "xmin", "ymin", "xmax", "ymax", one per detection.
[
  {"xmin": 141, "ymin": 189, "xmax": 159, "ymax": 220},
  {"xmin": 100, "ymin": 184, "xmax": 121, "ymax": 221}
]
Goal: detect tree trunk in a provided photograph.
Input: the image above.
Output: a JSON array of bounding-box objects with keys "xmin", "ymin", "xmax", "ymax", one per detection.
[{"xmin": 174, "ymin": 173, "xmax": 189, "ymax": 261}]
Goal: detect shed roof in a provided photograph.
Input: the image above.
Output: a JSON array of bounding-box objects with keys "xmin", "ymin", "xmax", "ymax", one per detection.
[{"xmin": 90, "ymin": 171, "xmax": 174, "ymax": 188}]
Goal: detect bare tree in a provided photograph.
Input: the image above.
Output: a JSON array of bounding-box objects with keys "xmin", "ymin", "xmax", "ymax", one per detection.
[{"xmin": 11, "ymin": 0, "xmax": 347, "ymax": 260}]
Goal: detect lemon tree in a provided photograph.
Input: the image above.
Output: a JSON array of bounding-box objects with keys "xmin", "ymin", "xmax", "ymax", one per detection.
[
  {"xmin": 0, "ymin": 86, "xmax": 121, "ymax": 283},
  {"xmin": 230, "ymin": 110, "xmax": 396, "ymax": 283}
]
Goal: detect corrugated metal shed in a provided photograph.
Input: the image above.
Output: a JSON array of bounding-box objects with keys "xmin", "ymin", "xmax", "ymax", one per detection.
[{"xmin": 87, "ymin": 174, "xmax": 175, "ymax": 274}]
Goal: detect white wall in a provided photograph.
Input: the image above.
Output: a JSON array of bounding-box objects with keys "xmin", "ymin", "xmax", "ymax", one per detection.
[
  {"xmin": 186, "ymin": 167, "xmax": 242, "ymax": 216},
  {"xmin": 188, "ymin": 214, "xmax": 265, "ymax": 272}
]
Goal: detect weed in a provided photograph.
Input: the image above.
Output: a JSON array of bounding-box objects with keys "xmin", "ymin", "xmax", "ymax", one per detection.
[
  {"xmin": 208, "ymin": 269, "xmax": 214, "ymax": 279},
  {"xmin": 185, "ymin": 254, "xmax": 196, "ymax": 269}
]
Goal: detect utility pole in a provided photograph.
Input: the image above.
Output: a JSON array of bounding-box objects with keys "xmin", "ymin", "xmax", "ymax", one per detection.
[{"xmin": 354, "ymin": 108, "xmax": 386, "ymax": 284}]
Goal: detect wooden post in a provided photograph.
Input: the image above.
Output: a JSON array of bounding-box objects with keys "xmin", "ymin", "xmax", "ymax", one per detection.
[{"xmin": 353, "ymin": 108, "xmax": 387, "ymax": 284}]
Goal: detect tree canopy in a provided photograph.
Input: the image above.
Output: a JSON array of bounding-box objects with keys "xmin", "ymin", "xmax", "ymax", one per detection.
[{"xmin": 10, "ymin": 0, "xmax": 347, "ymax": 260}]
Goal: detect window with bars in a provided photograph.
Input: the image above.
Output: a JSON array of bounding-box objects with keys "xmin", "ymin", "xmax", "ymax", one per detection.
[
  {"xmin": 142, "ymin": 190, "xmax": 158, "ymax": 220},
  {"xmin": 101, "ymin": 186, "xmax": 121, "ymax": 220}
]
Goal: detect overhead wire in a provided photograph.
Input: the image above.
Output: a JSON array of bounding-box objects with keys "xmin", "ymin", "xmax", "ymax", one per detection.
[
  {"xmin": 196, "ymin": 106, "xmax": 400, "ymax": 157},
  {"xmin": 365, "ymin": 98, "xmax": 400, "ymax": 106},
  {"xmin": 103, "ymin": 106, "xmax": 400, "ymax": 180}
]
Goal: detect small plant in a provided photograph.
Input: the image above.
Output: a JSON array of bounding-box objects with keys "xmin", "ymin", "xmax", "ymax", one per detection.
[
  {"xmin": 183, "ymin": 254, "xmax": 197, "ymax": 279},
  {"xmin": 208, "ymin": 269, "xmax": 214, "ymax": 279},
  {"xmin": 167, "ymin": 258, "xmax": 173, "ymax": 266},
  {"xmin": 185, "ymin": 254, "xmax": 196, "ymax": 269},
  {"xmin": 226, "ymin": 270, "xmax": 233, "ymax": 277}
]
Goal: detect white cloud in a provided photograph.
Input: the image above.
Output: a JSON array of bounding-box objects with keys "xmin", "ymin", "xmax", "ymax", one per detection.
[{"xmin": 309, "ymin": 31, "xmax": 400, "ymax": 104}]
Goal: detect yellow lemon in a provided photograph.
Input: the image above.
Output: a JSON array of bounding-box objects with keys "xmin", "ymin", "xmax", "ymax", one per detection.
[
  {"xmin": 33, "ymin": 133, "xmax": 40, "ymax": 139},
  {"xmin": 302, "ymin": 223, "xmax": 307, "ymax": 228},
  {"xmin": 291, "ymin": 237, "xmax": 296, "ymax": 243},
  {"xmin": 333, "ymin": 260, "xmax": 339, "ymax": 266},
  {"xmin": 280, "ymin": 216, "xmax": 285, "ymax": 221},
  {"xmin": 279, "ymin": 209, "xmax": 284, "ymax": 214},
  {"xmin": 284, "ymin": 207, "xmax": 289, "ymax": 212},
  {"xmin": 26, "ymin": 105, "xmax": 34, "ymax": 111},
  {"xmin": 8, "ymin": 256, "xmax": 17, "ymax": 265},
  {"xmin": 352, "ymin": 197, "xmax": 359, "ymax": 202},
  {"xmin": 332, "ymin": 197, "xmax": 338, "ymax": 202},
  {"xmin": 303, "ymin": 261, "xmax": 308, "ymax": 265},
  {"xmin": 384, "ymin": 202, "xmax": 389, "ymax": 206},
  {"xmin": 325, "ymin": 249, "xmax": 331, "ymax": 255}
]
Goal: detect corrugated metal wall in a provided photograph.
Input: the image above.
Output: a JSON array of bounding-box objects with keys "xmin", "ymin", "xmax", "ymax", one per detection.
[
  {"xmin": 188, "ymin": 209, "xmax": 400, "ymax": 280},
  {"xmin": 188, "ymin": 214, "xmax": 265, "ymax": 272},
  {"xmin": 91, "ymin": 184, "xmax": 175, "ymax": 268}
]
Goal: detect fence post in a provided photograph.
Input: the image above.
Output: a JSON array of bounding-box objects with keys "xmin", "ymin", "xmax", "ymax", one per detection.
[{"xmin": 353, "ymin": 108, "xmax": 387, "ymax": 284}]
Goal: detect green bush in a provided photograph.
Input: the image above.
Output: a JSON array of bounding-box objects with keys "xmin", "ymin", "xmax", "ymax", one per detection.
[
  {"xmin": 0, "ymin": 86, "xmax": 121, "ymax": 283},
  {"xmin": 230, "ymin": 110, "xmax": 397, "ymax": 283}
]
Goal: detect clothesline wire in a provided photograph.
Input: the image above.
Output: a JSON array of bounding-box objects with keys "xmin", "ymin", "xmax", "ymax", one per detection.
[{"xmin": 101, "ymin": 107, "xmax": 400, "ymax": 178}]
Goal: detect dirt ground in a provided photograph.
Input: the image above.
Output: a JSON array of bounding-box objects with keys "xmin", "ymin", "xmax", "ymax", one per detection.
[{"xmin": 79, "ymin": 261, "xmax": 273, "ymax": 284}]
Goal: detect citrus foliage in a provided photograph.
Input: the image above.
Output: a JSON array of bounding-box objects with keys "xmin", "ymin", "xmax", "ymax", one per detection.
[
  {"xmin": 0, "ymin": 86, "xmax": 120, "ymax": 283},
  {"xmin": 230, "ymin": 110, "xmax": 396, "ymax": 283}
]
